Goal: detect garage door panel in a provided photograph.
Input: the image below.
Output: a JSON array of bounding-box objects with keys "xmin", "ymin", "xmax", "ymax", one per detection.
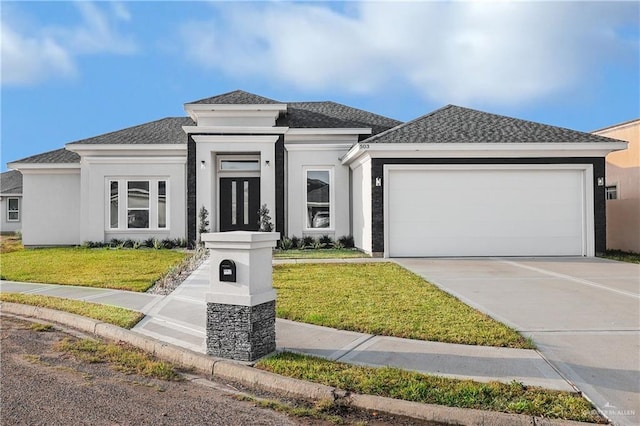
[{"xmin": 387, "ymin": 168, "xmax": 586, "ymax": 257}]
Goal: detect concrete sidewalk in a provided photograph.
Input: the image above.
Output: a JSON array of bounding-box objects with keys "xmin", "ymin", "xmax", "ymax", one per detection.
[{"xmin": 0, "ymin": 258, "xmax": 573, "ymax": 392}]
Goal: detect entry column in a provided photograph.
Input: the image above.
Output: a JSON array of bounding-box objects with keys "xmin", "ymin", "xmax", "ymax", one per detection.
[{"xmin": 201, "ymin": 231, "xmax": 279, "ymax": 362}]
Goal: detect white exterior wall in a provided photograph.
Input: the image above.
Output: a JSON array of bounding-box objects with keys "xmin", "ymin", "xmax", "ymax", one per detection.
[
  {"xmin": 80, "ymin": 158, "xmax": 187, "ymax": 243},
  {"xmin": 22, "ymin": 171, "xmax": 81, "ymax": 245},
  {"xmin": 350, "ymin": 158, "xmax": 372, "ymax": 253},
  {"xmin": 193, "ymin": 135, "xmax": 278, "ymax": 234},
  {"xmin": 286, "ymin": 145, "xmax": 351, "ymax": 239},
  {"xmin": 0, "ymin": 195, "xmax": 22, "ymax": 234}
]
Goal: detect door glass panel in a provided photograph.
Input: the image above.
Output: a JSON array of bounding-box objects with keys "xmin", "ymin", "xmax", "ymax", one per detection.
[
  {"xmin": 244, "ymin": 181, "xmax": 249, "ymax": 225},
  {"xmin": 231, "ymin": 181, "xmax": 237, "ymax": 225},
  {"xmin": 307, "ymin": 171, "xmax": 330, "ymax": 228},
  {"xmin": 110, "ymin": 181, "xmax": 118, "ymax": 228},
  {"xmin": 220, "ymin": 160, "xmax": 260, "ymax": 171}
]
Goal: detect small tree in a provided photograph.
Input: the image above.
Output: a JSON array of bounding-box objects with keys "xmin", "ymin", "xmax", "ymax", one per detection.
[
  {"xmin": 198, "ymin": 206, "xmax": 210, "ymax": 244},
  {"xmin": 258, "ymin": 204, "xmax": 274, "ymax": 232}
]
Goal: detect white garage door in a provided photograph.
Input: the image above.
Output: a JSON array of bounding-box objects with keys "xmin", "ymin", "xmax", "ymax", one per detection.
[{"xmin": 386, "ymin": 166, "xmax": 590, "ymax": 257}]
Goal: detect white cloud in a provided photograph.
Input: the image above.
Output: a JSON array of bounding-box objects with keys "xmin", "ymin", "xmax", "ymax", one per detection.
[
  {"xmin": 180, "ymin": 1, "xmax": 638, "ymax": 106},
  {"xmin": 1, "ymin": 2, "xmax": 136, "ymax": 86}
]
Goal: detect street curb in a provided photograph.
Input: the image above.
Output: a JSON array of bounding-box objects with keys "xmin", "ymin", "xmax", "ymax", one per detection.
[{"xmin": 0, "ymin": 302, "xmax": 595, "ymax": 426}]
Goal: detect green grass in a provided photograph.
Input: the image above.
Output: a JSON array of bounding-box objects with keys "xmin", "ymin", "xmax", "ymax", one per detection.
[
  {"xmin": 0, "ymin": 293, "xmax": 143, "ymax": 329},
  {"xmin": 273, "ymin": 249, "xmax": 368, "ymax": 259},
  {"xmin": 55, "ymin": 338, "xmax": 181, "ymax": 381},
  {"xmin": 273, "ymin": 263, "xmax": 532, "ymax": 348},
  {"xmin": 257, "ymin": 353, "xmax": 605, "ymax": 424},
  {"xmin": 601, "ymin": 250, "xmax": 640, "ymax": 264},
  {"xmin": 0, "ymin": 247, "xmax": 186, "ymax": 292}
]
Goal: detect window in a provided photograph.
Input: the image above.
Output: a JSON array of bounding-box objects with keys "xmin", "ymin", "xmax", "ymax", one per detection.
[
  {"xmin": 605, "ymin": 185, "xmax": 617, "ymax": 200},
  {"xmin": 110, "ymin": 182, "xmax": 118, "ymax": 228},
  {"xmin": 107, "ymin": 179, "xmax": 168, "ymax": 230},
  {"xmin": 306, "ymin": 170, "xmax": 331, "ymax": 229},
  {"xmin": 219, "ymin": 160, "xmax": 260, "ymax": 171},
  {"xmin": 7, "ymin": 198, "xmax": 19, "ymax": 221}
]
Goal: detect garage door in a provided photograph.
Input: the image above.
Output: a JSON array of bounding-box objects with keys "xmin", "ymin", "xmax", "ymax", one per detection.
[{"xmin": 386, "ymin": 166, "xmax": 589, "ymax": 257}]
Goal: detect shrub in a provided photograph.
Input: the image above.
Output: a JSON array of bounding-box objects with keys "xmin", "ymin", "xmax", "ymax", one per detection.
[
  {"xmin": 319, "ymin": 235, "xmax": 333, "ymax": 247},
  {"xmin": 279, "ymin": 237, "xmax": 294, "ymax": 251},
  {"xmin": 290, "ymin": 235, "xmax": 301, "ymax": 249},
  {"xmin": 109, "ymin": 238, "xmax": 123, "ymax": 248},
  {"xmin": 333, "ymin": 240, "xmax": 345, "ymax": 249},
  {"xmin": 311, "ymin": 238, "xmax": 325, "ymax": 250},
  {"xmin": 143, "ymin": 238, "xmax": 155, "ymax": 248},
  {"xmin": 132, "ymin": 240, "xmax": 142, "ymax": 249},
  {"xmin": 337, "ymin": 235, "xmax": 355, "ymax": 249},
  {"xmin": 161, "ymin": 238, "xmax": 175, "ymax": 249},
  {"xmin": 123, "ymin": 239, "xmax": 135, "ymax": 249},
  {"xmin": 302, "ymin": 236, "xmax": 314, "ymax": 248},
  {"xmin": 152, "ymin": 239, "xmax": 162, "ymax": 250},
  {"xmin": 258, "ymin": 204, "xmax": 274, "ymax": 232}
]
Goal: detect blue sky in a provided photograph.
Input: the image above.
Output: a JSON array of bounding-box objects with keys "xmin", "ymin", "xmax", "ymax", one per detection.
[{"xmin": 2, "ymin": 1, "xmax": 639, "ymax": 171}]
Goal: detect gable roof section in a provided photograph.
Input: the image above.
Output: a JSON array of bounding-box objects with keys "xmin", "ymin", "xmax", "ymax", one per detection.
[
  {"xmin": 364, "ymin": 105, "xmax": 623, "ymax": 144},
  {"xmin": 0, "ymin": 170, "xmax": 23, "ymax": 194},
  {"xmin": 189, "ymin": 90, "xmax": 280, "ymax": 105},
  {"xmin": 67, "ymin": 117, "xmax": 194, "ymax": 145},
  {"xmin": 11, "ymin": 148, "xmax": 80, "ymax": 164}
]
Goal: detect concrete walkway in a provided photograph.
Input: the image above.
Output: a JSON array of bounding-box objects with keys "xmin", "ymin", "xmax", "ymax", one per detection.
[{"xmin": 0, "ymin": 258, "xmax": 573, "ymax": 393}]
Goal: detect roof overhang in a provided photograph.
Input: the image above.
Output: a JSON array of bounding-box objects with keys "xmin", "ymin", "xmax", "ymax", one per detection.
[
  {"xmin": 184, "ymin": 103, "xmax": 288, "ymax": 122},
  {"xmin": 66, "ymin": 144, "xmax": 186, "ymax": 157},
  {"xmin": 341, "ymin": 142, "xmax": 629, "ymax": 166},
  {"xmin": 7, "ymin": 162, "xmax": 80, "ymax": 172},
  {"xmin": 182, "ymin": 126, "xmax": 289, "ymax": 135}
]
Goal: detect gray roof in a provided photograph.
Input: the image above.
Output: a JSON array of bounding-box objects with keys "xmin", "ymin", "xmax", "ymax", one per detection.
[
  {"xmin": 188, "ymin": 90, "xmax": 280, "ymax": 105},
  {"xmin": 11, "ymin": 148, "xmax": 80, "ymax": 164},
  {"xmin": 0, "ymin": 170, "xmax": 23, "ymax": 194},
  {"xmin": 285, "ymin": 102, "xmax": 402, "ymax": 136},
  {"xmin": 364, "ymin": 105, "xmax": 623, "ymax": 144},
  {"xmin": 189, "ymin": 90, "xmax": 401, "ymax": 135},
  {"xmin": 67, "ymin": 117, "xmax": 194, "ymax": 145}
]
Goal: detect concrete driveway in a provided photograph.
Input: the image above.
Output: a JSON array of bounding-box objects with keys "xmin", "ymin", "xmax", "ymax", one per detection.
[{"xmin": 395, "ymin": 257, "xmax": 640, "ymax": 426}]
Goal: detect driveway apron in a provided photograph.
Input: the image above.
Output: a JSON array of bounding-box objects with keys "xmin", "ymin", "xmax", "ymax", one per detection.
[{"xmin": 395, "ymin": 257, "xmax": 640, "ymax": 426}]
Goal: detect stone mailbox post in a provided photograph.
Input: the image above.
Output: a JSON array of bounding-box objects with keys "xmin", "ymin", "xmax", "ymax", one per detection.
[{"xmin": 201, "ymin": 231, "xmax": 279, "ymax": 362}]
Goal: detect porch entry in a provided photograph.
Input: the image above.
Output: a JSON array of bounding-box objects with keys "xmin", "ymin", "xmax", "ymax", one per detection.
[{"xmin": 219, "ymin": 177, "xmax": 260, "ymax": 231}]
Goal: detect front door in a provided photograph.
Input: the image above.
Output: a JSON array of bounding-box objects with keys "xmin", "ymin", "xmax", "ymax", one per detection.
[{"xmin": 219, "ymin": 177, "xmax": 260, "ymax": 231}]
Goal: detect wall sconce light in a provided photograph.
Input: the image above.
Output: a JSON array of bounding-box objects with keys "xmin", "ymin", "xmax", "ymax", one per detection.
[
  {"xmin": 375, "ymin": 177, "xmax": 382, "ymax": 187},
  {"xmin": 265, "ymin": 160, "xmax": 270, "ymax": 166},
  {"xmin": 200, "ymin": 160, "xmax": 206, "ymax": 170},
  {"xmin": 597, "ymin": 177, "xmax": 604, "ymax": 186}
]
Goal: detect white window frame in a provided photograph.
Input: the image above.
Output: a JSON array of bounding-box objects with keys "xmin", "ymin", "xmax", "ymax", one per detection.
[
  {"xmin": 7, "ymin": 197, "xmax": 19, "ymax": 222},
  {"xmin": 303, "ymin": 166, "xmax": 334, "ymax": 232},
  {"xmin": 106, "ymin": 178, "xmax": 169, "ymax": 231}
]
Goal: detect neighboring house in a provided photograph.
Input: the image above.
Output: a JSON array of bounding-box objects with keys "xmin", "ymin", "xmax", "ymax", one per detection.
[
  {"xmin": 0, "ymin": 170, "xmax": 23, "ymax": 234},
  {"xmin": 7, "ymin": 90, "xmax": 626, "ymax": 257},
  {"xmin": 594, "ymin": 119, "xmax": 640, "ymax": 253}
]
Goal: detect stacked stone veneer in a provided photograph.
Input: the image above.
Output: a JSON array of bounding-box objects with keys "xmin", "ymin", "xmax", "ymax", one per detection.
[{"xmin": 207, "ymin": 300, "xmax": 275, "ymax": 361}]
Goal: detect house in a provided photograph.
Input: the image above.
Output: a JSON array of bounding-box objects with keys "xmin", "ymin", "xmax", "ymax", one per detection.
[
  {"xmin": 7, "ymin": 90, "xmax": 627, "ymax": 257},
  {"xmin": 0, "ymin": 170, "xmax": 23, "ymax": 234},
  {"xmin": 593, "ymin": 119, "xmax": 640, "ymax": 253}
]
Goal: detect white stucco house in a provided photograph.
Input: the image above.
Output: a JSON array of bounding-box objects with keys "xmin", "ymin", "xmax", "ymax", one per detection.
[
  {"xmin": 7, "ymin": 90, "xmax": 627, "ymax": 257},
  {"xmin": 0, "ymin": 170, "xmax": 23, "ymax": 234}
]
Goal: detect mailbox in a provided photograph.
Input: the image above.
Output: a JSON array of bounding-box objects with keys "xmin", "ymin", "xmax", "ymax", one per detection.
[{"xmin": 219, "ymin": 259, "xmax": 236, "ymax": 282}]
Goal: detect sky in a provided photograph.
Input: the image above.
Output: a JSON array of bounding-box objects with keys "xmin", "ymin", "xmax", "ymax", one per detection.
[{"xmin": 1, "ymin": 1, "xmax": 639, "ymax": 171}]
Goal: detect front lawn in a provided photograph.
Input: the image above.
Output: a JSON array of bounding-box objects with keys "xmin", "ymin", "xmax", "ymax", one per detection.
[
  {"xmin": 257, "ymin": 352, "xmax": 604, "ymax": 423},
  {"xmin": 0, "ymin": 293, "xmax": 143, "ymax": 328},
  {"xmin": 273, "ymin": 263, "xmax": 532, "ymax": 348},
  {"xmin": 0, "ymin": 247, "xmax": 186, "ymax": 292}
]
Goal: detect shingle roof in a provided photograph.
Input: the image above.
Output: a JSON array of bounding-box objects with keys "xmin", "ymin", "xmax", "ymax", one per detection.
[
  {"xmin": 0, "ymin": 170, "xmax": 23, "ymax": 194},
  {"xmin": 364, "ymin": 105, "xmax": 623, "ymax": 144},
  {"xmin": 188, "ymin": 90, "xmax": 280, "ymax": 105},
  {"xmin": 285, "ymin": 102, "xmax": 402, "ymax": 136},
  {"xmin": 67, "ymin": 117, "xmax": 194, "ymax": 145},
  {"xmin": 188, "ymin": 90, "xmax": 401, "ymax": 135},
  {"xmin": 11, "ymin": 148, "xmax": 80, "ymax": 164}
]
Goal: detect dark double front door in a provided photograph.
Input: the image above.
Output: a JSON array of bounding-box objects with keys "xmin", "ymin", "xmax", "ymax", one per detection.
[{"xmin": 219, "ymin": 177, "xmax": 260, "ymax": 231}]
